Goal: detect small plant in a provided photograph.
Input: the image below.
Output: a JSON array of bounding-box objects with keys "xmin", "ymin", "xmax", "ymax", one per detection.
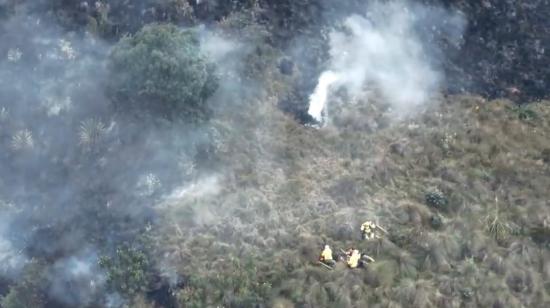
[
  {"xmin": 10, "ymin": 129, "xmax": 34, "ymax": 151},
  {"xmin": 425, "ymin": 189, "xmax": 448, "ymax": 210},
  {"xmin": 484, "ymin": 197, "xmax": 514, "ymax": 245},
  {"xmin": 509, "ymin": 105, "xmax": 538, "ymax": 122},
  {"xmin": 78, "ymin": 119, "xmax": 107, "ymax": 151}
]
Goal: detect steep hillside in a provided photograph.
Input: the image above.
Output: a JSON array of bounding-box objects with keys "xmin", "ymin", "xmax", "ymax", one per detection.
[
  {"xmin": 1, "ymin": 1, "xmax": 550, "ymax": 307},
  {"xmin": 156, "ymin": 93, "xmax": 550, "ymax": 307}
]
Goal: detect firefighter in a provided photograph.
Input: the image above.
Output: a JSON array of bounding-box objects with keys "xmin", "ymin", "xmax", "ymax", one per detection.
[
  {"xmin": 319, "ymin": 245, "xmax": 336, "ymax": 267},
  {"xmin": 344, "ymin": 248, "xmax": 375, "ymax": 268},
  {"xmin": 361, "ymin": 220, "xmax": 387, "ymax": 240},
  {"xmin": 346, "ymin": 248, "xmax": 361, "ymax": 268}
]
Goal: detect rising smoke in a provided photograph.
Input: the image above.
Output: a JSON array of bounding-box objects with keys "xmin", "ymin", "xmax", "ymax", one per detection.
[
  {"xmin": 308, "ymin": 0, "xmax": 466, "ymax": 123},
  {"xmin": 0, "ymin": 6, "xmax": 239, "ymax": 306},
  {"xmin": 0, "ymin": 0, "xmax": 471, "ymax": 306}
]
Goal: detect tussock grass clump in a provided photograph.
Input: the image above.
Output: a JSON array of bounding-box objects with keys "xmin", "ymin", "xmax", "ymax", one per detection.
[
  {"xmin": 484, "ymin": 197, "xmax": 520, "ymax": 246},
  {"xmin": 429, "ymin": 214, "xmax": 444, "ymax": 230},
  {"xmin": 395, "ymin": 252, "xmax": 418, "ymax": 279},
  {"xmin": 485, "ymin": 210, "xmax": 514, "ymax": 245},
  {"xmin": 392, "ymin": 278, "xmax": 416, "ymax": 305}
]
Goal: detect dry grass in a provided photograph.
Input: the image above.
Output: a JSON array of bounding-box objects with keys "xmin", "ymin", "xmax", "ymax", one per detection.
[{"xmin": 152, "ymin": 92, "xmax": 550, "ymax": 306}]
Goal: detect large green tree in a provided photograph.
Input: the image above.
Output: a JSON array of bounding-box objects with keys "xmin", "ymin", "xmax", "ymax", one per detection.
[{"xmin": 107, "ymin": 24, "xmax": 218, "ymax": 123}]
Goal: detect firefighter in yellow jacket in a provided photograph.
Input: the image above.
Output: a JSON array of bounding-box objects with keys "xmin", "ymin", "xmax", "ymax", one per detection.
[
  {"xmin": 319, "ymin": 245, "xmax": 336, "ymax": 266},
  {"xmin": 347, "ymin": 249, "xmax": 361, "ymax": 268},
  {"xmin": 344, "ymin": 248, "xmax": 375, "ymax": 268}
]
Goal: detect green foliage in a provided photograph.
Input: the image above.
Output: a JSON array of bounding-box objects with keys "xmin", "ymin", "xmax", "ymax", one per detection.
[
  {"xmin": 107, "ymin": 24, "xmax": 219, "ymax": 123},
  {"xmin": 1, "ymin": 262, "xmax": 47, "ymax": 308},
  {"xmin": 425, "ymin": 190, "xmax": 448, "ymax": 210},
  {"xmin": 508, "ymin": 105, "xmax": 538, "ymax": 122},
  {"xmin": 1, "ymin": 288, "xmax": 31, "ymax": 308},
  {"xmin": 179, "ymin": 257, "xmax": 272, "ymax": 307},
  {"xmin": 99, "ymin": 246, "xmax": 151, "ymax": 297}
]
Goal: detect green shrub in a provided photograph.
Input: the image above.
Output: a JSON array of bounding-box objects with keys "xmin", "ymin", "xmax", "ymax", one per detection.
[
  {"xmin": 425, "ymin": 190, "xmax": 448, "ymax": 210},
  {"xmin": 107, "ymin": 24, "xmax": 219, "ymax": 123}
]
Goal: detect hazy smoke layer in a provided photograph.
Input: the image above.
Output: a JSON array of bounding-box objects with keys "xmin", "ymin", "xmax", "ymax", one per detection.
[
  {"xmin": 308, "ymin": 0, "xmax": 466, "ymax": 121},
  {"xmin": 0, "ymin": 9, "xmax": 239, "ymax": 305}
]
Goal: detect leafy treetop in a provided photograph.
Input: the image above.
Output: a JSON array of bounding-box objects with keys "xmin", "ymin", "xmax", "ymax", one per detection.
[{"xmin": 108, "ymin": 23, "xmax": 218, "ymax": 123}]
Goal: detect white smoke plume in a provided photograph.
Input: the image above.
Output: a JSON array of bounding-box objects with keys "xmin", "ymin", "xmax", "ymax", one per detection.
[
  {"xmin": 166, "ymin": 176, "xmax": 221, "ymax": 200},
  {"xmin": 48, "ymin": 249, "xmax": 105, "ymax": 306},
  {"xmin": 308, "ymin": 71, "xmax": 340, "ymax": 122},
  {"xmin": 308, "ymin": 0, "xmax": 465, "ymax": 122}
]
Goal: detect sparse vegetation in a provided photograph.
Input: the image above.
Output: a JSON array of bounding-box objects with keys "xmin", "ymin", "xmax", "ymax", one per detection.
[{"xmin": 154, "ymin": 95, "xmax": 550, "ymax": 307}]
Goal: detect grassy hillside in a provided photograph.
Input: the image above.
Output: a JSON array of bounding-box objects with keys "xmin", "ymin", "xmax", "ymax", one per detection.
[
  {"xmin": 2, "ymin": 1, "xmax": 550, "ymax": 307},
  {"xmin": 154, "ymin": 91, "xmax": 550, "ymax": 307}
]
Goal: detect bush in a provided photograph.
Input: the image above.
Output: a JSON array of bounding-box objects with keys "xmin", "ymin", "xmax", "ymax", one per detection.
[
  {"xmin": 107, "ymin": 24, "xmax": 218, "ymax": 123},
  {"xmin": 425, "ymin": 190, "xmax": 448, "ymax": 210}
]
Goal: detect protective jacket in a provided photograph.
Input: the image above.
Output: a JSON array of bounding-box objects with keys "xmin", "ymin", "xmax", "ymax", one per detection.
[
  {"xmin": 320, "ymin": 245, "xmax": 333, "ymax": 262},
  {"xmin": 347, "ymin": 249, "xmax": 361, "ymax": 268}
]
